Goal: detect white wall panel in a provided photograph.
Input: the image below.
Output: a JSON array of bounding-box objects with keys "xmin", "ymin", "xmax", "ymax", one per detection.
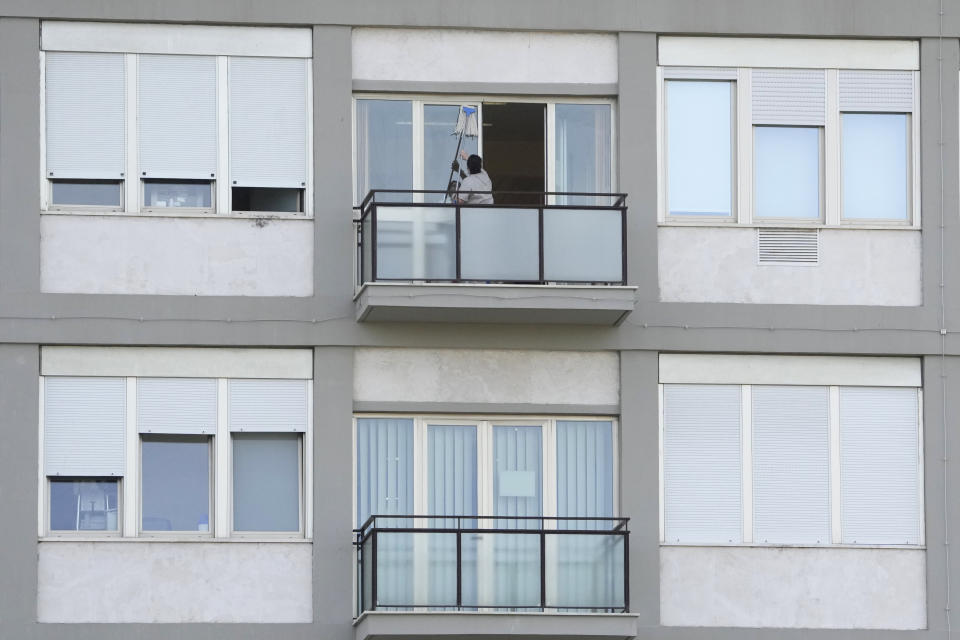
[
  {"xmin": 228, "ymin": 379, "xmax": 308, "ymax": 432},
  {"xmin": 38, "ymin": 541, "xmax": 312, "ymax": 622},
  {"xmin": 44, "ymin": 377, "xmax": 126, "ymax": 476},
  {"xmin": 45, "ymin": 52, "xmax": 125, "ymax": 179},
  {"xmin": 662, "ymin": 384, "xmax": 741, "ymax": 543},
  {"xmin": 752, "ymin": 69, "xmax": 826, "ymax": 125},
  {"xmin": 661, "ymin": 546, "xmax": 926, "ymax": 629},
  {"xmin": 138, "ymin": 55, "xmax": 217, "ymax": 179},
  {"xmin": 137, "ymin": 378, "xmax": 218, "ymax": 435},
  {"xmin": 40, "ymin": 215, "xmax": 313, "ymax": 296}
]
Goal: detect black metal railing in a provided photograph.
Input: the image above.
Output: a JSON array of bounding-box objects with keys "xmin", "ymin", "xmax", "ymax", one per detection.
[
  {"xmin": 354, "ymin": 514, "xmax": 629, "ymax": 614},
  {"xmin": 355, "ymin": 190, "xmax": 628, "ymax": 287}
]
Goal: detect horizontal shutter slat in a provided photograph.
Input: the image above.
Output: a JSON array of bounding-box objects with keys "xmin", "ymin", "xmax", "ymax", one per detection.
[
  {"xmin": 44, "ymin": 377, "xmax": 126, "ymax": 476},
  {"xmin": 662, "ymin": 66, "xmax": 737, "ymax": 80},
  {"xmin": 229, "ymin": 379, "xmax": 308, "ymax": 432},
  {"xmin": 137, "ymin": 378, "xmax": 217, "ymax": 434},
  {"xmin": 752, "ymin": 68, "xmax": 826, "ymax": 125},
  {"xmin": 839, "ymin": 70, "xmax": 914, "ymax": 112}
]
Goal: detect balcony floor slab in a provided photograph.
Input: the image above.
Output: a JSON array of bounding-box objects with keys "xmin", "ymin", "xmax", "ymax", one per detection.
[
  {"xmin": 354, "ymin": 283, "xmax": 637, "ymax": 325},
  {"xmin": 354, "ymin": 611, "xmax": 639, "ymax": 640}
]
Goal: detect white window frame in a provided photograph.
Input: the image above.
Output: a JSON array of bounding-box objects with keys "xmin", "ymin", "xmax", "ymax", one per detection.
[
  {"xmin": 657, "ymin": 65, "xmax": 920, "ymax": 229},
  {"xmin": 39, "ymin": 374, "xmax": 313, "ymax": 541},
  {"xmin": 39, "ymin": 49, "xmax": 314, "ymax": 219},
  {"xmin": 351, "ymin": 95, "xmax": 618, "ymax": 207}
]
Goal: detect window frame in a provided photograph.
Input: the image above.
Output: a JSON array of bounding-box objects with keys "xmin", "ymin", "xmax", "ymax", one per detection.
[
  {"xmin": 138, "ymin": 433, "xmax": 214, "ymax": 538},
  {"xmin": 751, "ymin": 124, "xmax": 825, "ymax": 223},
  {"xmin": 141, "ymin": 179, "xmax": 216, "ymax": 215},
  {"xmin": 39, "ymin": 50, "xmax": 314, "ymax": 219},
  {"xmin": 229, "ymin": 432, "xmax": 305, "ymax": 538},
  {"xmin": 44, "ymin": 477, "xmax": 123, "ymax": 538}
]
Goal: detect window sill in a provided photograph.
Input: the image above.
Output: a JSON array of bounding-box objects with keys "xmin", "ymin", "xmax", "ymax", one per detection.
[
  {"xmin": 660, "ymin": 542, "xmax": 924, "ymax": 550},
  {"xmin": 40, "ymin": 209, "xmax": 312, "ymax": 221},
  {"xmin": 659, "ymin": 220, "xmax": 919, "ymax": 231},
  {"xmin": 40, "ymin": 536, "xmax": 312, "ymax": 543}
]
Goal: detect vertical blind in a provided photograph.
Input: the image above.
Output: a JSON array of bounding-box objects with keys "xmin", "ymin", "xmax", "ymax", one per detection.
[
  {"xmin": 355, "ymin": 417, "xmax": 414, "ymax": 526},
  {"xmin": 228, "ymin": 379, "xmax": 307, "ymax": 432},
  {"xmin": 137, "ymin": 377, "xmax": 217, "ymax": 435},
  {"xmin": 138, "ymin": 54, "xmax": 217, "ymax": 179},
  {"xmin": 46, "ymin": 52, "xmax": 126, "ymax": 179},
  {"xmin": 556, "ymin": 420, "xmax": 614, "ymax": 526},
  {"xmin": 44, "ymin": 377, "xmax": 126, "ymax": 476},
  {"xmin": 229, "ymin": 57, "xmax": 308, "ymax": 189},
  {"xmin": 427, "ymin": 425, "xmax": 478, "ymax": 519}
]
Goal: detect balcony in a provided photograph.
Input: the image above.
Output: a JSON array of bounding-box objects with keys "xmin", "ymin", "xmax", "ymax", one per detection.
[
  {"xmin": 353, "ymin": 515, "xmax": 637, "ymax": 640},
  {"xmin": 353, "ymin": 191, "xmax": 637, "ymax": 325}
]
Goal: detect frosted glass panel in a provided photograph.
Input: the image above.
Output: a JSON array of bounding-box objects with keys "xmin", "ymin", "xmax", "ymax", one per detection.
[
  {"xmin": 425, "ymin": 104, "xmax": 478, "ymax": 195},
  {"xmin": 543, "ymin": 208, "xmax": 622, "ymax": 282},
  {"xmin": 755, "ymin": 126, "xmax": 821, "ymax": 219},
  {"xmin": 555, "ymin": 104, "xmax": 612, "ymax": 205},
  {"xmin": 460, "ymin": 208, "xmax": 539, "ymax": 281},
  {"xmin": 547, "ymin": 534, "xmax": 624, "ymax": 609},
  {"xmin": 356, "ymin": 100, "xmax": 413, "ymax": 203},
  {"xmin": 233, "ymin": 434, "xmax": 300, "ymax": 532},
  {"xmin": 141, "ymin": 437, "xmax": 210, "ymax": 532},
  {"xmin": 666, "ymin": 81, "xmax": 733, "ymax": 216},
  {"xmin": 375, "ymin": 207, "xmax": 456, "ymax": 280},
  {"xmin": 842, "ymin": 113, "xmax": 908, "ymax": 220}
]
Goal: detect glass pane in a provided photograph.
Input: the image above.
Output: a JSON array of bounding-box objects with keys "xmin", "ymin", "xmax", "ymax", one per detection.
[
  {"xmin": 754, "ymin": 126, "xmax": 821, "ymax": 219},
  {"xmin": 49, "ymin": 479, "xmax": 119, "ymax": 531},
  {"xmin": 473, "ymin": 533, "xmax": 541, "ymax": 608},
  {"xmin": 361, "ymin": 212, "xmax": 373, "ymax": 285},
  {"xmin": 355, "ymin": 418, "xmax": 414, "ymax": 527},
  {"xmin": 543, "ymin": 208, "xmax": 622, "ymax": 282},
  {"xmin": 666, "ymin": 81, "xmax": 733, "ymax": 216},
  {"xmin": 361, "ymin": 534, "xmax": 374, "ymax": 611},
  {"xmin": 494, "ymin": 426, "xmax": 542, "ymax": 525},
  {"xmin": 374, "ymin": 531, "xmax": 414, "ymax": 608},
  {"xmin": 233, "ymin": 433, "xmax": 300, "ymax": 532},
  {"xmin": 555, "ymin": 104, "xmax": 612, "ymax": 205},
  {"xmin": 232, "ymin": 187, "xmax": 301, "ymax": 213},
  {"xmin": 556, "ymin": 421, "xmax": 614, "ymax": 527},
  {"xmin": 842, "ymin": 113, "xmax": 908, "ymax": 220},
  {"xmin": 375, "ymin": 206, "xmax": 456, "ymax": 280},
  {"xmin": 143, "ymin": 181, "xmax": 212, "ymax": 208},
  {"xmin": 460, "ymin": 208, "xmax": 539, "ymax": 281},
  {"xmin": 425, "ymin": 104, "xmax": 478, "ymax": 198},
  {"xmin": 51, "ymin": 181, "xmax": 122, "ymax": 207},
  {"xmin": 547, "ymin": 533, "xmax": 624, "ymax": 609},
  {"xmin": 141, "ymin": 437, "xmax": 210, "ymax": 532},
  {"xmin": 356, "ymin": 100, "xmax": 413, "ymax": 203}
]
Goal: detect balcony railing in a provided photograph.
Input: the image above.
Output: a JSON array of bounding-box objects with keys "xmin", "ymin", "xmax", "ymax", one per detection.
[
  {"xmin": 355, "ymin": 191, "xmax": 627, "ymax": 286},
  {"xmin": 354, "ymin": 515, "xmax": 629, "ymax": 614}
]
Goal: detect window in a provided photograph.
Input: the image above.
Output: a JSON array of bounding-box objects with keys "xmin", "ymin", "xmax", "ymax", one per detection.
[
  {"xmin": 659, "ymin": 355, "xmax": 923, "ymax": 546},
  {"xmin": 42, "ymin": 28, "xmax": 311, "ymax": 216},
  {"xmin": 659, "ymin": 45, "xmax": 918, "ymax": 226},
  {"xmin": 41, "ymin": 374, "xmax": 310, "ymax": 538}
]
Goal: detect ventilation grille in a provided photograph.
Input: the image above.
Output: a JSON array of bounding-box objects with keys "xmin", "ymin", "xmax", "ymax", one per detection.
[{"xmin": 757, "ymin": 228, "xmax": 820, "ymax": 265}]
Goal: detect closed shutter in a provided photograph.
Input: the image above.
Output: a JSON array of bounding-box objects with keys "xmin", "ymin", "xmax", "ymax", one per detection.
[
  {"xmin": 355, "ymin": 417, "xmax": 414, "ymax": 526},
  {"xmin": 137, "ymin": 378, "xmax": 217, "ymax": 435},
  {"xmin": 229, "ymin": 57, "xmax": 307, "ymax": 188},
  {"xmin": 44, "ymin": 377, "xmax": 126, "ymax": 476},
  {"xmin": 45, "ymin": 52, "xmax": 125, "ymax": 179},
  {"xmin": 228, "ymin": 379, "xmax": 308, "ymax": 432},
  {"xmin": 840, "ymin": 386, "xmax": 920, "ymax": 544},
  {"xmin": 752, "ymin": 386, "xmax": 830, "ymax": 544},
  {"xmin": 752, "ymin": 68, "xmax": 826, "ymax": 125},
  {"xmin": 839, "ymin": 70, "xmax": 914, "ymax": 112},
  {"xmin": 662, "ymin": 384, "xmax": 742, "ymax": 543},
  {"xmin": 138, "ymin": 54, "xmax": 217, "ymax": 179}
]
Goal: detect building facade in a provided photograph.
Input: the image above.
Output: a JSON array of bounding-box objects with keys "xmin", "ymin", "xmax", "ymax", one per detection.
[{"xmin": 0, "ymin": 1, "xmax": 957, "ymax": 639}]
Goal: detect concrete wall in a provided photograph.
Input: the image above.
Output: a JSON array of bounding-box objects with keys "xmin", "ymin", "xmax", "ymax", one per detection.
[
  {"xmin": 659, "ymin": 228, "xmax": 922, "ymax": 305},
  {"xmin": 37, "ymin": 541, "xmax": 313, "ymax": 623},
  {"xmin": 41, "ymin": 215, "xmax": 314, "ymax": 296},
  {"xmin": 660, "ymin": 546, "xmax": 927, "ymax": 629}
]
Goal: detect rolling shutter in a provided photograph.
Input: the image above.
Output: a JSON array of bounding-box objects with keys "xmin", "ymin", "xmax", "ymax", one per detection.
[
  {"xmin": 662, "ymin": 384, "xmax": 742, "ymax": 543},
  {"xmin": 839, "ymin": 70, "xmax": 914, "ymax": 112},
  {"xmin": 752, "ymin": 385, "xmax": 830, "ymax": 544},
  {"xmin": 752, "ymin": 68, "xmax": 826, "ymax": 125},
  {"xmin": 840, "ymin": 386, "xmax": 921, "ymax": 544},
  {"xmin": 229, "ymin": 57, "xmax": 308, "ymax": 188},
  {"xmin": 137, "ymin": 378, "xmax": 217, "ymax": 435},
  {"xmin": 228, "ymin": 379, "xmax": 308, "ymax": 432},
  {"xmin": 44, "ymin": 377, "xmax": 126, "ymax": 476},
  {"xmin": 45, "ymin": 52, "xmax": 125, "ymax": 179},
  {"xmin": 138, "ymin": 54, "xmax": 217, "ymax": 179}
]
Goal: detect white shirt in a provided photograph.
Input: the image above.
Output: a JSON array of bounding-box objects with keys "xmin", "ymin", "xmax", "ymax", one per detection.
[{"xmin": 458, "ymin": 169, "xmax": 494, "ymax": 205}]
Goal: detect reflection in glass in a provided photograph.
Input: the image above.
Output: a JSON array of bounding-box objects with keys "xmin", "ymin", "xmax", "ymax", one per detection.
[
  {"xmin": 460, "ymin": 208, "xmax": 539, "ymax": 281},
  {"xmin": 141, "ymin": 437, "xmax": 210, "ymax": 532},
  {"xmin": 51, "ymin": 180, "xmax": 122, "ymax": 207},
  {"xmin": 356, "ymin": 100, "xmax": 413, "ymax": 203},
  {"xmin": 425, "ymin": 105, "xmax": 478, "ymax": 198},
  {"xmin": 233, "ymin": 433, "xmax": 300, "ymax": 532},
  {"xmin": 555, "ymin": 104, "xmax": 612, "ymax": 205},
  {"xmin": 143, "ymin": 180, "xmax": 212, "ymax": 208},
  {"xmin": 666, "ymin": 81, "xmax": 733, "ymax": 216},
  {"xmin": 49, "ymin": 478, "xmax": 119, "ymax": 531},
  {"xmin": 754, "ymin": 126, "xmax": 821, "ymax": 219},
  {"xmin": 842, "ymin": 113, "xmax": 908, "ymax": 220}
]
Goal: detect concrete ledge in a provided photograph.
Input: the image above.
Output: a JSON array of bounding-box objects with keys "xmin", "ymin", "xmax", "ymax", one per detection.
[
  {"xmin": 355, "ymin": 283, "xmax": 637, "ymax": 325},
  {"xmin": 354, "ymin": 612, "xmax": 639, "ymax": 640}
]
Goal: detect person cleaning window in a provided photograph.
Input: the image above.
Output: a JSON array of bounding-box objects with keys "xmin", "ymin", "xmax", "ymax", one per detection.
[{"xmin": 452, "ymin": 150, "xmax": 494, "ymax": 205}]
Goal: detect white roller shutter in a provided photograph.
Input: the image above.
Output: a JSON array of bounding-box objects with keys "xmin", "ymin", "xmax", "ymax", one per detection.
[
  {"xmin": 137, "ymin": 378, "xmax": 217, "ymax": 434},
  {"xmin": 752, "ymin": 68, "xmax": 826, "ymax": 125},
  {"xmin": 839, "ymin": 70, "xmax": 914, "ymax": 112},
  {"xmin": 44, "ymin": 377, "xmax": 126, "ymax": 476},
  {"xmin": 45, "ymin": 52, "xmax": 126, "ymax": 179},
  {"xmin": 138, "ymin": 54, "xmax": 217, "ymax": 179},
  {"xmin": 662, "ymin": 384, "xmax": 742, "ymax": 543},
  {"xmin": 229, "ymin": 57, "xmax": 308, "ymax": 188},
  {"xmin": 752, "ymin": 385, "xmax": 830, "ymax": 544},
  {"xmin": 840, "ymin": 386, "xmax": 921, "ymax": 544},
  {"xmin": 228, "ymin": 379, "xmax": 308, "ymax": 432}
]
